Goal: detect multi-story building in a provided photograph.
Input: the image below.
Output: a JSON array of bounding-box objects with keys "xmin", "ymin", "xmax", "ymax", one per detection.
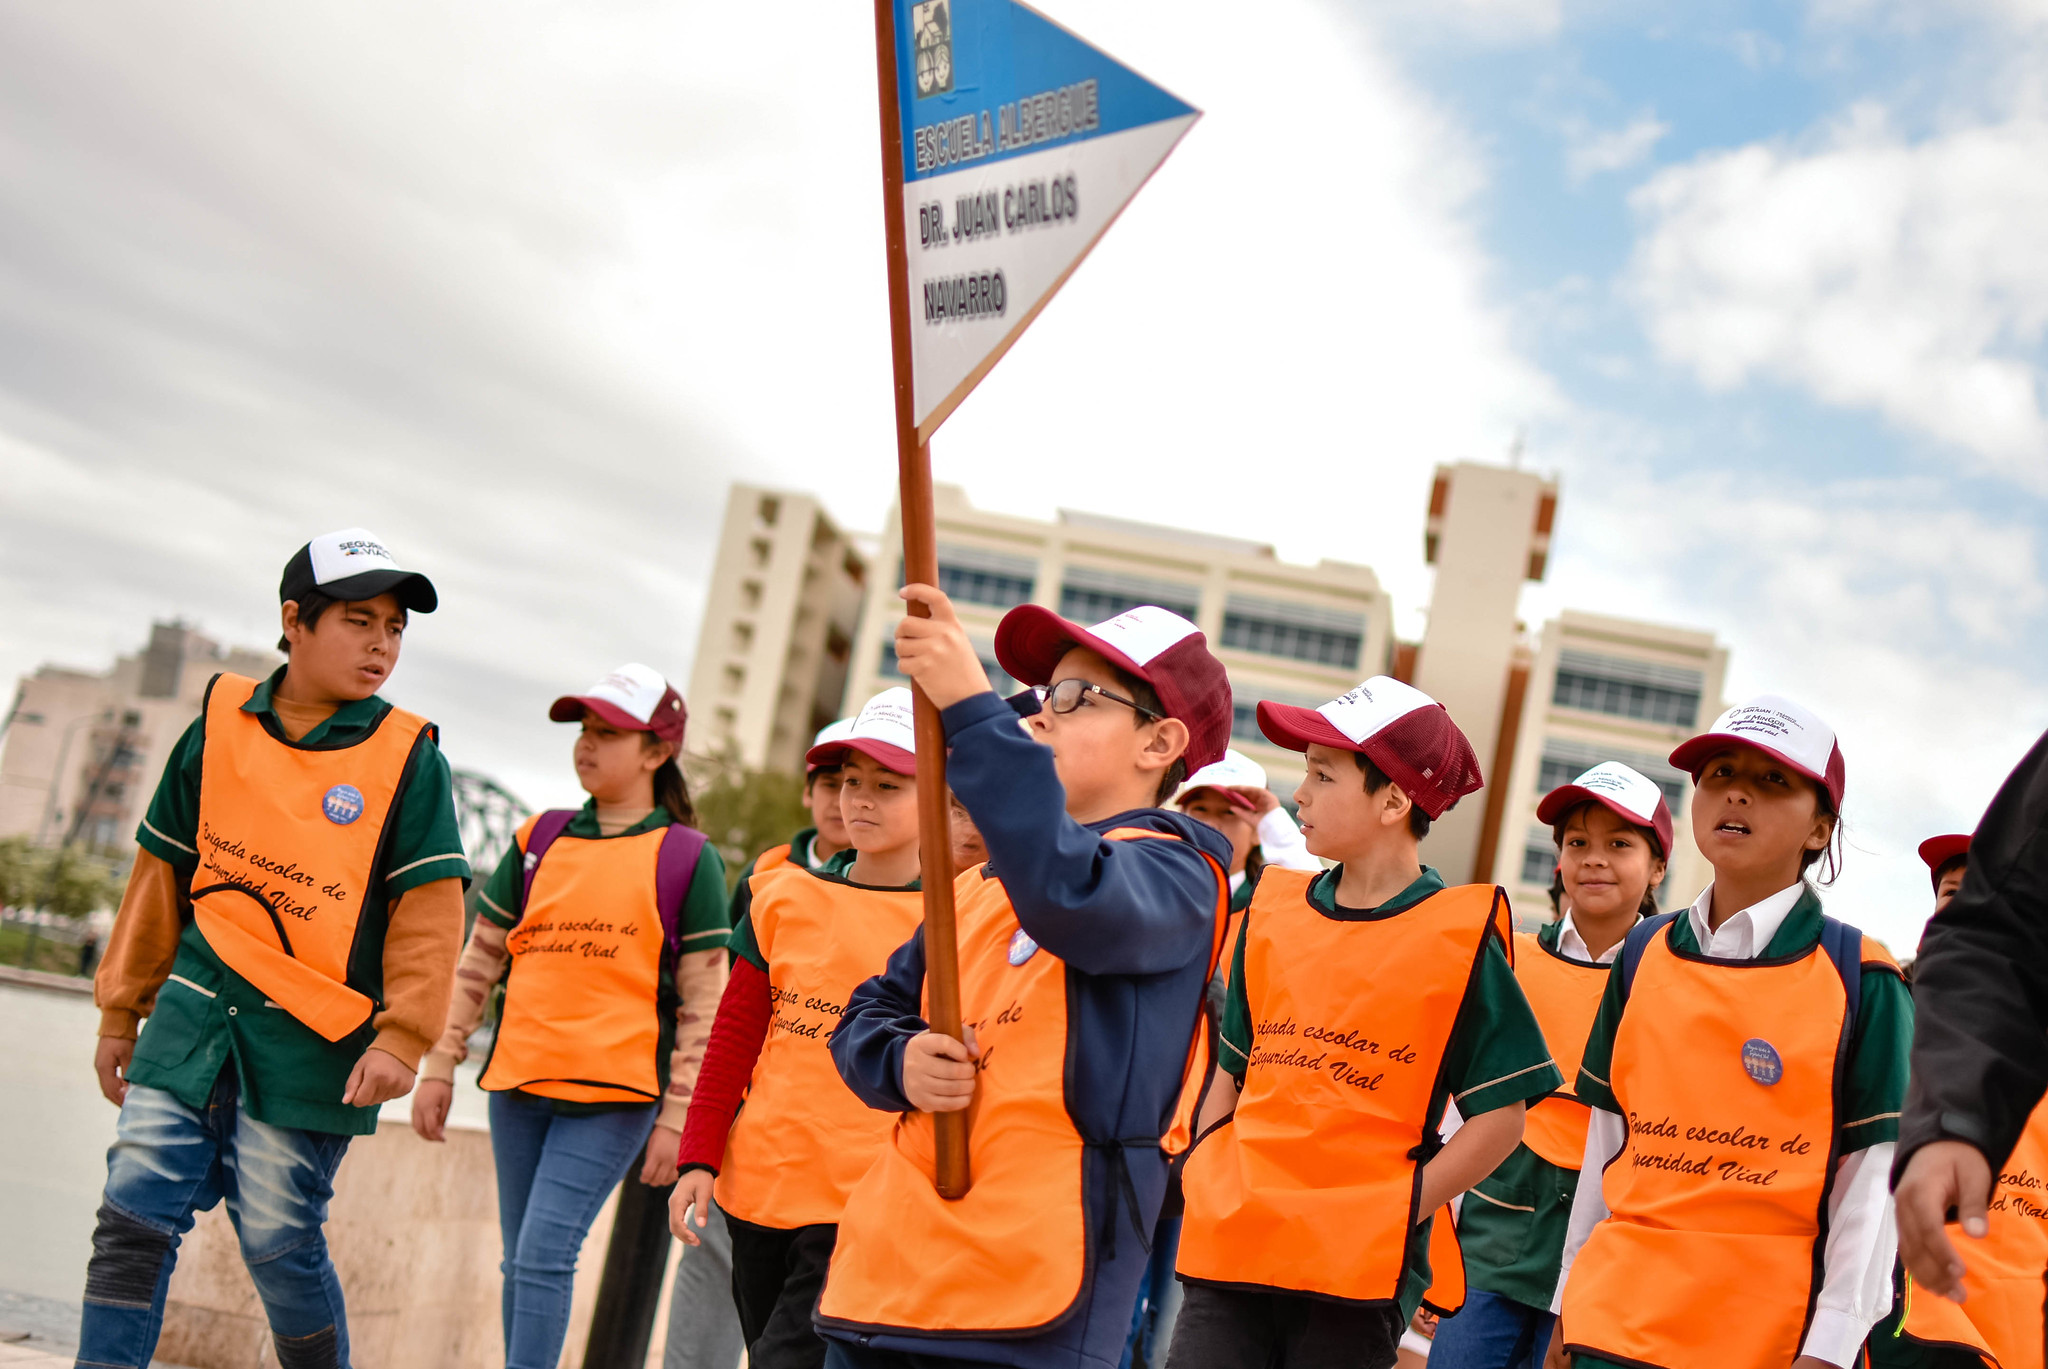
[
  {"xmin": 0, "ymin": 622, "xmax": 278, "ymax": 852},
  {"xmin": 685, "ymin": 485, "xmax": 871, "ymax": 773},
  {"xmin": 1486, "ymin": 611, "xmax": 1727, "ymax": 927},
  {"xmin": 840, "ymin": 483, "xmax": 1393, "ymax": 794}
]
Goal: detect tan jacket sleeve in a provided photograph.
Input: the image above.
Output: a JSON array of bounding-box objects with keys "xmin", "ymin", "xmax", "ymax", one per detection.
[
  {"xmin": 370, "ymin": 877, "xmax": 465, "ymax": 1069},
  {"xmin": 659, "ymin": 948, "xmax": 729, "ymax": 1132},
  {"xmin": 94, "ymin": 851, "xmax": 189, "ymax": 1039},
  {"xmin": 418, "ymin": 918, "xmax": 510, "ymax": 1084}
]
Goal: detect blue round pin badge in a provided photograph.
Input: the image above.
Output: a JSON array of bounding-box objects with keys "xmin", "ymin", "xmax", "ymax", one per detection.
[
  {"xmin": 322, "ymin": 784, "xmax": 365, "ymax": 826},
  {"xmin": 1740, "ymin": 1038, "xmax": 1783, "ymax": 1086},
  {"xmin": 1007, "ymin": 929, "xmax": 1039, "ymax": 966}
]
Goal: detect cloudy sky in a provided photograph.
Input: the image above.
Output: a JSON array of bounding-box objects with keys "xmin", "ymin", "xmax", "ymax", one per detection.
[{"xmin": 1, "ymin": 0, "xmax": 2043, "ymax": 951}]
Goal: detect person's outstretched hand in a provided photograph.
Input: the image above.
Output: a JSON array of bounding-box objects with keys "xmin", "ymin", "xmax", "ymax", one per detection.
[
  {"xmin": 1896, "ymin": 1139, "xmax": 1995, "ymax": 1301},
  {"xmin": 670, "ymin": 1169, "xmax": 716, "ymax": 1246}
]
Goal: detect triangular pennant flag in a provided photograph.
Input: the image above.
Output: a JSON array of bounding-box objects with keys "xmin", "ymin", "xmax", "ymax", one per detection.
[{"xmin": 892, "ymin": 0, "xmax": 1199, "ymax": 438}]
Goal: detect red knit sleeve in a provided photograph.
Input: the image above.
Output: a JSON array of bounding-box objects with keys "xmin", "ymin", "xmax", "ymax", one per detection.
[{"xmin": 677, "ymin": 956, "xmax": 772, "ymax": 1172}]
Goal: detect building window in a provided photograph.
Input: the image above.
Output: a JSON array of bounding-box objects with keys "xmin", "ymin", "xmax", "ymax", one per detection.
[
  {"xmin": 1520, "ymin": 837, "xmax": 1557, "ymax": 890},
  {"xmin": 1221, "ymin": 595, "xmax": 1365, "ymax": 668},
  {"xmin": 1533, "ymin": 737, "xmax": 1689, "ymax": 809},
  {"xmin": 879, "ymin": 641, "xmax": 1020, "ymax": 695},
  {"xmin": 1057, "ymin": 565, "xmax": 1199, "ymax": 624},
  {"xmin": 1552, "ymin": 650, "xmax": 1703, "ymax": 728},
  {"xmin": 938, "ymin": 563, "xmax": 1034, "ymax": 610},
  {"xmin": 1231, "ymin": 690, "xmax": 1327, "ymax": 746}
]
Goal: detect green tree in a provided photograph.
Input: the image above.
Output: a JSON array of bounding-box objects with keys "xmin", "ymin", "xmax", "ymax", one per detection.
[
  {"xmin": 687, "ymin": 748, "xmax": 812, "ymax": 891},
  {"xmin": 45, "ymin": 846, "xmax": 124, "ymax": 920},
  {"xmin": 0, "ymin": 836, "xmax": 43, "ymax": 912}
]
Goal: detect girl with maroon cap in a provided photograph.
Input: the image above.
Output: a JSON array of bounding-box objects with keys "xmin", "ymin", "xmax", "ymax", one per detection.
[
  {"xmin": 1430, "ymin": 762, "xmax": 1672, "ymax": 1369},
  {"xmin": 412, "ymin": 663, "xmax": 732, "ymax": 1369}
]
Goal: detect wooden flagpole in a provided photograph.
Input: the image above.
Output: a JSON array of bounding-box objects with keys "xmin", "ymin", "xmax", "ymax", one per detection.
[{"xmin": 872, "ymin": 0, "xmax": 971, "ymax": 1200}]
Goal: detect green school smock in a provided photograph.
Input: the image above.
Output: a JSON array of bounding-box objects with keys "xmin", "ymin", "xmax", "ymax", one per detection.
[
  {"xmin": 1219, "ymin": 865, "xmax": 1564, "ymax": 1319},
  {"xmin": 129, "ymin": 668, "xmax": 470, "ymax": 1136},
  {"xmin": 472, "ymin": 800, "xmax": 729, "ymax": 1113},
  {"xmin": 1454, "ymin": 918, "xmax": 1600, "ymax": 1312},
  {"xmin": 1567, "ymin": 887, "xmax": 1914, "ymax": 1369}
]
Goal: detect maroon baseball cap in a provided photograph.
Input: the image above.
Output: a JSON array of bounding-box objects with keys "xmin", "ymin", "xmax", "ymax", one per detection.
[
  {"xmin": 995, "ymin": 603, "xmax": 1232, "ymax": 771},
  {"xmin": 1255, "ymin": 676, "xmax": 1482, "ymax": 819},
  {"xmin": 1918, "ymin": 833, "xmax": 1970, "ymax": 891},
  {"xmin": 548, "ymin": 663, "xmax": 687, "ymax": 743},
  {"xmin": 804, "ymin": 688, "xmax": 917, "ymax": 775},
  {"xmin": 1535, "ymin": 761, "xmax": 1676, "ymax": 858},
  {"xmin": 1668, "ymin": 694, "xmax": 1845, "ymax": 809}
]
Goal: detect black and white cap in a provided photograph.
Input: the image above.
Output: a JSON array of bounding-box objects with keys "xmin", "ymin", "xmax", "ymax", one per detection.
[{"xmin": 280, "ymin": 528, "xmax": 438, "ymax": 613}]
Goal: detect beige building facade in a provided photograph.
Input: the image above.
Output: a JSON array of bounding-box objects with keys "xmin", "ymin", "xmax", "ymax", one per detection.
[
  {"xmin": 0, "ymin": 622, "xmax": 278, "ymax": 853},
  {"xmin": 840, "ymin": 484, "xmax": 1392, "ymax": 795},
  {"xmin": 685, "ymin": 485, "xmax": 870, "ymax": 773},
  {"xmin": 1488, "ymin": 610, "xmax": 1727, "ymax": 928}
]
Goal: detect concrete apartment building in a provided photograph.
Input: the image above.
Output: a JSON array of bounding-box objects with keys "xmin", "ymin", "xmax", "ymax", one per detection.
[
  {"xmin": 0, "ymin": 622, "xmax": 278, "ymax": 853},
  {"xmin": 686, "ymin": 485, "xmax": 870, "ymax": 773},
  {"xmin": 690, "ymin": 467, "xmax": 1729, "ymax": 930},
  {"xmin": 839, "ymin": 483, "xmax": 1394, "ymax": 794}
]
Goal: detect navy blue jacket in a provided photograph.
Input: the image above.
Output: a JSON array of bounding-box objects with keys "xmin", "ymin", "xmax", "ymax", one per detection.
[{"xmin": 823, "ymin": 690, "xmax": 1231, "ymax": 1369}]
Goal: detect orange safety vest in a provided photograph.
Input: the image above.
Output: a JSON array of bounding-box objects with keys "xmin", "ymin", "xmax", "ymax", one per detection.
[
  {"xmin": 1176, "ymin": 869, "xmax": 1510, "ymax": 1305},
  {"xmin": 1560, "ymin": 913, "xmax": 1898, "ymax": 1369},
  {"xmin": 817, "ymin": 829, "xmax": 1225, "ymax": 1335},
  {"xmin": 752, "ymin": 840, "xmax": 797, "ymax": 876},
  {"xmin": 1897, "ymin": 1097, "xmax": 2048, "ymax": 1369},
  {"xmin": 189, "ymin": 673, "xmax": 434, "ymax": 1043},
  {"xmin": 1514, "ymin": 928, "xmax": 1614, "ymax": 1169},
  {"xmin": 715, "ymin": 864, "xmax": 924, "ymax": 1229},
  {"xmin": 480, "ymin": 811, "xmax": 706, "ymax": 1104}
]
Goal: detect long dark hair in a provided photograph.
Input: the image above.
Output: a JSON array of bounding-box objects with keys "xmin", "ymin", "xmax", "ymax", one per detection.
[
  {"xmin": 1800, "ymin": 788, "xmax": 1842, "ymax": 886},
  {"xmin": 648, "ymin": 739, "xmax": 697, "ymax": 828}
]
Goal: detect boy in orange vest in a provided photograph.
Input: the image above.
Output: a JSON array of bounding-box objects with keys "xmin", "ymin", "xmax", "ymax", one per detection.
[
  {"xmin": 1867, "ymin": 832, "xmax": 2048, "ymax": 1369},
  {"xmin": 815, "ymin": 590, "xmax": 1234, "ymax": 1369},
  {"xmin": 671, "ymin": 688, "xmax": 928, "ymax": 1369},
  {"xmin": 1170, "ymin": 677, "xmax": 1560, "ymax": 1369},
  {"xmin": 1549, "ymin": 695, "xmax": 1912, "ymax": 1369},
  {"xmin": 82, "ymin": 529, "xmax": 469, "ymax": 1369}
]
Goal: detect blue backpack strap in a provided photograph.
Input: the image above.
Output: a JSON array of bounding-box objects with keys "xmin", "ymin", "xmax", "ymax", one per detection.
[
  {"xmin": 1817, "ymin": 915, "xmax": 1863, "ymax": 1027},
  {"xmin": 654, "ymin": 824, "xmax": 711, "ymax": 958},
  {"xmin": 516, "ymin": 810, "xmax": 579, "ymax": 917},
  {"xmin": 1617, "ymin": 910, "xmax": 1681, "ymax": 1004}
]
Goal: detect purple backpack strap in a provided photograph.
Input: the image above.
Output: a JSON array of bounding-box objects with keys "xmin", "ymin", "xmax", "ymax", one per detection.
[
  {"xmin": 516, "ymin": 810, "xmax": 579, "ymax": 916},
  {"xmin": 654, "ymin": 824, "xmax": 711, "ymax": 958}
]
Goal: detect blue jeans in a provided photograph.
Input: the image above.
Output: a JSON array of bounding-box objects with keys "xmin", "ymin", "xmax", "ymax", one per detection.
[
  {"xmin": 78, "ymin": 1072, "xmax": 353, "ymax": 1369},
  {"xmin": 1428, "ymin": 1289, "xmax": 1555, "ymax": 1369},
  {"xmin": 488, "ymin": 1091, "xmax": 657, "ymax": 1369}
]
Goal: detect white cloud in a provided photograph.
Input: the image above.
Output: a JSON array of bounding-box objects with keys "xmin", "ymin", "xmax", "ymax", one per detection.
[
  {"xmin": 1564, "ymin": 113, "xmax": 1670, "ymax": 182},
  {"xmin": 1627, "ymin": 105, "xmax": 2048, "ymax": 479},
  {"xmin": 0, "ymin": 0, "xmax": 1555, "ymax": 809}
]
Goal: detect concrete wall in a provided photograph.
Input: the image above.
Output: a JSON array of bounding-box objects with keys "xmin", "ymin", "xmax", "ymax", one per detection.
[{"xmin": 157, "ymin": 1121, "xmax": 687, "ymax": 1369}]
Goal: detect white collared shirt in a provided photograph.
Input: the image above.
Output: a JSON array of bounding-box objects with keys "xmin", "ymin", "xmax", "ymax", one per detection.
[
  {"xmin": 1551, "ymin": 880, "xmax": 1897, "ymax": 1365},
  {"xmin": 1554, "ymin": 911, "xmax": 1624, "ymax": 966}
]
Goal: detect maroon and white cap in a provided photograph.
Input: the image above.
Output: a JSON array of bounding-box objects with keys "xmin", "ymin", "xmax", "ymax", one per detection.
[
  {"xmin": 1918, "ymin": 833, "xmax": 1971, "ymax": 890},
  {"xmin": 805, "ymin": 687, "xmax": 917, "ymax": 775},
  {"xmin": 994, "ymin": 603, "xmax": 1232, "ymax": 771},
  {"xmin": 1668, "ymin": 694, "xmax": 1845, "ymax": 809},
  {"xmin": 1173, "ymin": 749, "xmax": 1269, "ymax": 813},
  {"xmin": 1255, "ymin": 677, "xmax": 1483, "ymax": 819},
  {"xmin": 549, "ymin": 662, "xmax": 687, "ymax": 743},
  {"xmin": 1536, "ymin": 761, "xmax": 1676, "ymax": 858},
  {"xmin": 806, "ymin": 717, "xmax": 856, "ymax": 775}
]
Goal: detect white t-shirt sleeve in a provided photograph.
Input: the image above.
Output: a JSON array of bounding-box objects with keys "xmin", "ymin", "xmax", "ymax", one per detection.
[
  {"xmin": 1801, "ymin": 1143, "xmax": 1898, "ymax": 1364},
  {"xmin": 1551, "ymin": 1107, "xmax": 1624, "ymax": 1313},
  {"xmin": 1255, "ymin": 807, "xmax": 1322, "ymax": 872}
]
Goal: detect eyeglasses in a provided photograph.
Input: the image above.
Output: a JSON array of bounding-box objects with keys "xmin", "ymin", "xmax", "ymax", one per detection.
[{"xmin": 1031, "ymin": 677, "xmax": 1163, "ymax": 722}]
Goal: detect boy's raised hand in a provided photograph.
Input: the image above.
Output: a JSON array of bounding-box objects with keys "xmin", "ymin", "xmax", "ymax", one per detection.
[
  {"xmin": 895, "ymin": 585, "xmax": 992, "ymax": 709},
  {"xmin": 903, "ymin": 1025, "xmax": 979, "ymax": 1113}
]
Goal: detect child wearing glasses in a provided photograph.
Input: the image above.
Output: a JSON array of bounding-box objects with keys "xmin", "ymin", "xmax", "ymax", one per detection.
[{"xmin": 814, "ymin": 593, "xmax": 1234, "ymax": 1369}]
